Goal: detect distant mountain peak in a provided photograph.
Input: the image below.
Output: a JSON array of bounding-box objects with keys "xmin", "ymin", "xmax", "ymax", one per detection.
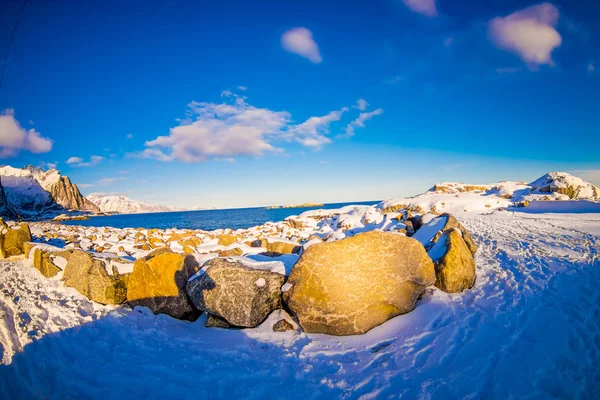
[
  {"xmin": 0, "ymin": 165, "xmax": 99, "ymax": 219},
  {"xmin": 87, "ymin": 193, "xmax": 182, "ymax": 214}
]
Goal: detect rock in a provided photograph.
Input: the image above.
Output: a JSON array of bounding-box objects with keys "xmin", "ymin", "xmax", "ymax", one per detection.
[
  {"xmin": 23, "ymin": 242, "xmax": 37, "ymax": 258},
  {"xmin": 1, "ymin": 223, "xmax": 32, "ymax": 258},
  {"xmin": 404, "ymin": 220, "xmax": 415, "ymax": 236},
  {"xmin": 219, "ymin": 247, "xmax": 244, "ymax": 257},
  {"xmin": 45, "ymin": 174, "xmax": 100, "ymax": 212},
  {"xmin": 407, "ymin": 216, "xmax": 423, "ymax": 232},
  {"xmin": 186, "ymin": 258, "xmax": 285, "ymax": 328},
  {"xmin": 33, "ymin": 248, "xmax": 72, "ymax": 278},
  {"xmin": 273, "ymin": 319, "xmax": 295, "ymax": 332},
  {"xmin": 127, "ymin": 250, "xmax": 199, "ymax": 320},
  {"xmin": 217, "ymin": 233, "xmax": 239, "ymax": 246},
  {"xmin": 430, "ymin": 230, "xmax": 476, "ymax": 293},
  {"xmin": 266, "ymin": 240, "xmax": 301, "ymax": 255},
  {"xmin": 205, "ymin": 314, "xmax": 233, "ymax": 329},
  {"xmin": 62, "ymin": 250, "xmax": 128, "ymax": 304},
  {"xmin": 283, "ymin": 231, "xmax": 435, "ymax": 335},
  {"xmin": 439, "ymin": 213, "xmax": 477, "ymax": 255}
]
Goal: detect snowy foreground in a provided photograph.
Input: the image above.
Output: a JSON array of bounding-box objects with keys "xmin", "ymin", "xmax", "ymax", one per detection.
[{"xmin": 1, "ymin": 211, "xmax": 599, "ymax": 399}]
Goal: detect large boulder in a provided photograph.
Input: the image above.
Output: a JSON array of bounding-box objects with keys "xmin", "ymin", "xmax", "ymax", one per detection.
[
  {"xmin": 127, "ymin": 249, "xmax": 199, "ymax": 321},
  {"xmin": 283, "ymin": 231, "xmax": 436, "ymax": 335},
  {"xmin": 186, "ymin": 258, "xmax": 285, "ymax": 328},
  {"xmin": 0, "ymin": 223, "xmax": 32, "ymax": 258},
  {"xmin": 413, "ymin": 213, "xmax": 477, "ymax": 256},
  {"xmin": 429, "ymin": 230, "xmax": 476, "ymax": 293},
  {"xmin": 33, "ymin": 248, "xmax": 72, "ymax": 278},
  {"xmin": 439, "ymin": 213, "xmax": 477, "ymax": 255},
  {"xmin": 62, "ymin": 250, "xmax": 129, "ymax": 305}
]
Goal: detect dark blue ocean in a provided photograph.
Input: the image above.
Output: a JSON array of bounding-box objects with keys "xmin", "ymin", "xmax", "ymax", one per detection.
[{"xmin": 63, "ymin": 201, "xmax": 379, "ymax": 231}]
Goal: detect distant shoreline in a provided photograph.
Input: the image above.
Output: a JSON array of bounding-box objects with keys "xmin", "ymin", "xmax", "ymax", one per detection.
[{"xmin": 264, "ymin": 202, "xmax": 325, "ymax": 210}]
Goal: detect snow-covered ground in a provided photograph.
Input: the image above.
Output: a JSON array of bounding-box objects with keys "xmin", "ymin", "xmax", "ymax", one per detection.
[{"xmin": 1, "ymin": 211, "xmax": 599, "ymax": 399}]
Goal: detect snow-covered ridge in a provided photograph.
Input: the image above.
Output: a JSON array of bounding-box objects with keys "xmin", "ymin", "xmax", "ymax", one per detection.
[
  {"xmin": 87, "ymin": 194, "xmax": 183, "ymax": 215},
  {"xmin": 0, "ymin": 165, "xmax": 99, "ymax": 218},
  {"xmin": 378, "ymin": 171, "xmax": 600, "ymax": 215}
]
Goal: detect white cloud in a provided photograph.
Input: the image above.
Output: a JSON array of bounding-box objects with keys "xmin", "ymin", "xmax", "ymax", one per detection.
[
  {"xmin": 444, "ymin": 37, "xmax": 454, "ymax": 47},
  {"xmin": 286, "ymin": 108, "xmax": 348, "ymax": 149},
  {"xmin": 339, "ymin": 109, "xmax": 384, "ymax": 139},
  {"xmin": 66, "ymin": 157, "xmax": 83, "ymax": 164},
  {"xmin": 401, "ymin": 0, "xmax": 437, "ymax": 17},
  {"xmin": 38, "ymin": 161, "xmax": 58, "ymax": 170},
  {"xmin": 77, "ymin": 184, "xmax": 94, "ymax": 188},
  {"xmin": 237, "ymin": 86, "xmax": 248, "ymax": 91},
  {"xmin": 66, "ymin": 155, "xmax": 104, "ymax": 167},
  {"xmin": 97, "ymin": 177, "xmax": 126, "ymax": 185},
  {"xmin": 489, "ymin": 3, "xmax": 562, "ymax": 68},
  {"xmin": 354, "ymin": 99, "xmax": 369, "ymax": 111},
  {"xmin": 140, "ymin": 95, "xmax": 359, "ymax": 162},
  {"xmin": 127, "ymin": 133, "xmax": 134, "ymax": 139},
  {"xmin": 281, "ymin": 27, "xmax": 322, "ymax": 63},
  {"xmin": 588, "ymin": 62, "xmax": 595, "ymax": 72},
  {"xmin": 0, "ymin": 109, "xmax": 53, "ymax": 158}
]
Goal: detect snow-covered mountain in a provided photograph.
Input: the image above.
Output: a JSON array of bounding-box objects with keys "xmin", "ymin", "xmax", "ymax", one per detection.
[
  {"xmin": 87, "ymin": 194, "xmax": 182, "ymax": 214},
  {"xmin": 0, "ymin": 165, "xmax": 99, "ymax": 218},
  {"xmin": 378, "ymin": 172, "xmax": 600, "ymax": 215}
]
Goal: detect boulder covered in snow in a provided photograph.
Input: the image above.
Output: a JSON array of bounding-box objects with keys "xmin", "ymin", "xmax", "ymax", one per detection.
[
  {"xmin": 62, "ymin": 250, "xmax": 129, "ymax": 305},
  {"xmin": 186, "ymin": 258, "xmax": 285, "ymax": 328},
  {"xmin": 0, "ymin": 222, "xmax": 32, "ymax": 258},
  {"xmin": 127, "ymin": 249, "xmax": 200, "ymax": 320},
  {"xmin": 414, "ymin": 213, "xmax": 477, "ymax": 256},
  {"xmin": 429, "ymin": 229, "xmax": 477, "ymax": 293},
  {"xmin": 283, "ymin": 231, "xmax": 436, "ymax": 335},
  {"xmin": 33, "ymin": 248, "xmax": 72, "ymax": 278}
]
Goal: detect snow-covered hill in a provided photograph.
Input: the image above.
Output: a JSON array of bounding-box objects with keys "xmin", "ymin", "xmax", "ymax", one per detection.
[
  {"xmin": 87, "ymin": 194, "xmax": 182, "ymax": 214},
  {"xmin": 0, "ymin": 166, "xmax": 98, "ymax": 218},
  {"xmin": 378, "ymin": 171, "xmax": 600, "ymax": 215}
]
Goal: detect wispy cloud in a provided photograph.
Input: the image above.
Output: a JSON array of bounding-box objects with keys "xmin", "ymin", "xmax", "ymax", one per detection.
[
  {"xmin": 0, "ymin": 109, "xmax": 53, "ymax": 158},
  {"xmin": 126, "ymin": 133, "xmax": 134, "ymax": 139},
  {"xmin": 281, "ymin": 27, "xmax": 322, "ymax": 63},
  {"xmin": 401, "ymin": 0, "xmax": 437, "ymax": 17},
  {"xmin": 354, "ymin": 99, "xmax": 369, "ymax": 111},
  {"xmin": 286, "ymin": 108, "xmax": 348, "ymax": 149},
  {"xmin": 588, "ymin": 62, "xmax": 596, "ymax": 72},
  {"xmin": 489, "ymin": 3, "xmax": 562, "ymax": 69},
  {"xmin": 339, "ymin": 108, "xmax": 384, "ymax": 139},
  {"xmin": 97, "ymin": 177, "xmax": 126, "ymax": 185},
  {"xmin": 77, "ymin": 183, "xmax": 94, "ymax": 188},
  {"xmin": 66, "ymin": 155, "xmax": 104, "ymax": 167}
]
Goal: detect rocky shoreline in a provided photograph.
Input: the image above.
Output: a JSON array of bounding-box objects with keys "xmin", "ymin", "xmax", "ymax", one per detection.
[{"xmin": 0, "ymin": 203, "xmax": 477, "ymax": 336}]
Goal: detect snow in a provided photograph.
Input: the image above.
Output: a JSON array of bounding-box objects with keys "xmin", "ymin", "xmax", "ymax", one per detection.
[
  {"xmin": 412, "ymin": 215, "xmax": 447, "ymax": 246},
  {"xmin": 87, "ymin": 194, "xmax": 182, "ymax": 214},
  {"xmin": 1, "ymin": 212, "xmax": 599, "ymax": 398},
  {"xmin": 255, "ymin": 278, "xmax": 266, "ymax": 287}
]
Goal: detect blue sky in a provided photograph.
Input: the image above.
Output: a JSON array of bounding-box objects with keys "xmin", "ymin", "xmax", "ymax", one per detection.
[{"xmin": 0, "ymin": 0, "xmax": 599, "ymax": 208}]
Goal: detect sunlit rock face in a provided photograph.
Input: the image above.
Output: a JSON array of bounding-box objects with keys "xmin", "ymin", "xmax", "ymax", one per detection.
[{"xmin": 283, "ymin": 231, "xmax": 436, "ymax": 336}]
